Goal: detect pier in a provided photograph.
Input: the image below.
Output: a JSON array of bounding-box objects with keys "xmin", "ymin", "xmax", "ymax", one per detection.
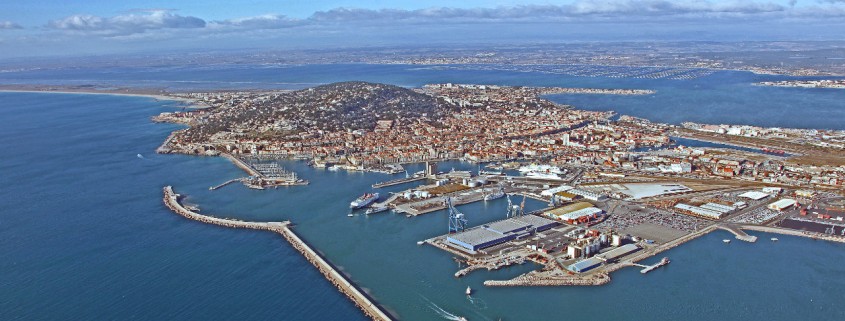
[
  {"xmin": 372, "ymin": 176, "xmax": 426, "ymax": 188},
  {"xmin": 162, "ymin": 186, "xmax": 393, "ymax": 321},
  {"xmin": 222, "ymin": 153, "xmax": 262, "ymax": 177},
  {"xmin": 718, "ymin": 224, "xmax": 758, "ymax": 242},
  {"xmin": 209, "ymin": 178, "xmax": 244, "ymax": 190}
]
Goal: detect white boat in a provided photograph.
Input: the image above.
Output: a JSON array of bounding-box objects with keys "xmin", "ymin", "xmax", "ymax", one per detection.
[
  {"xmin": 347, "ymin": 213, "xmax": 354, "ymax": 217},
  {"xmin": 458, "ymin": 317, "xmax": 468, "ymax": 321},
  {"xmin": 328, "ymin": 165, "xmax": 343, "ymax": 171},
  {"xmin": 723, "ymin": 239, "xmax": 731, "ymax": 243},
  {"xmin": 525, "ymin": 171, "xmax": 564, "ymax": 180},
  {"xmin": 416, "ymin": 240, "xmax": 425, "ymax": 245},
  {"xmin": 518, "ymin": 164, "xmax": 564, "ymax": 174},
  {"xmin": 483, "ymin": 186, "xmax": 505, "ymax": 201},
  {"xmin": 465, "ymin": 286, "xmax": 472, "ymax": 295},
  {"xmin": 350, "ymin": 193, "xmax": 379, "ymax": 209},
  {"xmin": 771, "ymin": 237, "xmax": 779, "ymax": 242},
  {"xmin": 365, "ymin": 206, "xmax": 389, "ymax": 215}
]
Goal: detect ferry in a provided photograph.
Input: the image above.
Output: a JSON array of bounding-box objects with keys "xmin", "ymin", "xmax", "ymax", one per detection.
[
  {"xmin": 525, "ymin": 171, "xmax": 564, "ymax": 180},
  {"xmin": 365, "ymin": 206, "xmax": 389, "ymax": 215},
  {"xmin": 518, "ymin": 164, "xmax": 564, "ymax": 174},
  {"xmin": 350, "ymin": 193, "xmax": 379, "ymax": 209}
]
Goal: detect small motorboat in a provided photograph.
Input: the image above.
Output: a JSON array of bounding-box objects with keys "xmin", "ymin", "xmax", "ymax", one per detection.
[
  {"xmin": 723, "ymin": 239, "xmax": 731, "ymax": 243},
  {"xmin": 771, "ymin": 237, "xmax": 779, "ymax": 242},
  {"xmin": 465, "ymin": 286, "xmax": 472, "ymax": 295},
  {"xmin": 347, "ymin": 213, "xmax": 354, "ymax": 217}
]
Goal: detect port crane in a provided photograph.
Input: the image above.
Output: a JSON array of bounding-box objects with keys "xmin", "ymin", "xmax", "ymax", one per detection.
[{"xmin": 447, "ymin": 197, "xmax": 468, "ymax": 234}]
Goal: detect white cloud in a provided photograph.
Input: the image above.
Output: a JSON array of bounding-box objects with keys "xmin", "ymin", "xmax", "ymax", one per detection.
[
  {"xmin": 48, "ymin": 10, "xmax": 205, "ymax": 36},
  {"xmin": 210, "ymin": 14, "xmax": 305, "ymax": 30},
  {"xmin": 0, "ymin": 21, "xmax": 23, "ymax": 30}
]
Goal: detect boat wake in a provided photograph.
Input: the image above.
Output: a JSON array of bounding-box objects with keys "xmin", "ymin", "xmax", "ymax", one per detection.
[
  {"xmin": 467, "ymin": 296, "xmax": 488, "ymax": 310},
  {"xmin": 421, "ymin": 295, "xmax": 465, "ymax": 321}
]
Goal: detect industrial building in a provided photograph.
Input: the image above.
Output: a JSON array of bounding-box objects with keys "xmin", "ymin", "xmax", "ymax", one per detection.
[
  {"xmin": 544, "ymin": 202, "xmax": 594, "ymax": 219},
  {"xmin": 674, "ymin": 203, "xmax": 731, "ymax": 220},
  {"xmin": 596, "ymin": 244, "xmax": 640, "ymax": 262},
  {"xmin": 541, "ymin": 185, "xmax": 574, "ymax": 197},
  {"xmin": 568, "ymin": 257, "xmax": 603, "ymax": 273},
  {"xmin": 568, "ymin": 189, "xmax": 608, "ymax": 201},
  {"xmin": 768, "ymin": 199, "xmax": 797, "ymax": 211},
  {"xmin": 739, "ymin": 191, "xmax": 770, "ymax": 200},
  {"xmin": 446, "ymin": 215, "xmax": 558, "ymax": 253}
]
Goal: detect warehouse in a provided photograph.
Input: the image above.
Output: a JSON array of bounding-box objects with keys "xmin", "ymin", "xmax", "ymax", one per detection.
[
  {"xmin": 674, "ymin": 203, "xmax": 724, "ymax": 219},
  {"xmin": 699, "ymin": 202, "xmax": 736, "ymax": 214},
  {"xmin": 568, "ymin": 257, "xmax": 603, "ymax": 273},
  {"xmin": 447, "ymin": 215, "xmax": 558, "ymax": 252},
  {"xmin": 768, "ymin": 199, "xmax": 797, "ymax": 211},
  {"xmin": 555, "ymin": 207, "xmax": 603, "ymax": 221},
  {"xmin": 739, "ymin": 191, "xmax": 770, "ymax": 200},
  {"xmin": 596, "ymin": 244, "xmax": 640, "ymax": 262}
]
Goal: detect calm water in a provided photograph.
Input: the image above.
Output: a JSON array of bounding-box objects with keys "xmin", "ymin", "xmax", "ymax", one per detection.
[
  {"xmin": 2, "ymin": 64, "xmax": 845, "ymax": 129},
  {"xmin": 2, "ymin": 66, "xmax": 845, "ymax": 321}
]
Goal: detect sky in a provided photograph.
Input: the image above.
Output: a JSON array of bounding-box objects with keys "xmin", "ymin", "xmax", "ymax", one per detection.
[{"xmin": 1, "ymin": 0, "xmax": 845, "ymax": 59}]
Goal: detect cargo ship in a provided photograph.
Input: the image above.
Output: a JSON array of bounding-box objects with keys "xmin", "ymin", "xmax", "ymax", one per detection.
[{"xmin": 350, "ymin": 193, "xmax": 379, "ymax": 209}]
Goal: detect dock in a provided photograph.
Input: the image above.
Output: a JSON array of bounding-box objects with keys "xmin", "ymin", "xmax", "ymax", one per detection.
[
  {"xmin": 222, "ymin": 153, "xmax": 262, "ymax": 177},
  {"xmin": 372, "ymin": 176, "xmax": 426, "ymax": 188},
  {"xmin": 209, "ymin": 178, "xmax": 244, "ymax": 190},
  {"xmin": 162, "ymin": 186, "xmax": 394, "ymax": 321},
  {"xmin": 718, "ymin": 224, "xmax": 758, "ymax": 242}
]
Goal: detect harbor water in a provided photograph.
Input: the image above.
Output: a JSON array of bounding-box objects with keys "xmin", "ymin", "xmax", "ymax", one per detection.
[{"xmin": 2, "ymin": 65, "xmax": 845, "ymax": 320}]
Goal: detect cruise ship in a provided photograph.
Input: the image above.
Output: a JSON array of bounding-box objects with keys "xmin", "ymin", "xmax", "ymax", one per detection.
[{"xmin": 350, "ymin": 193, "xmax": 379, "ymax": 209}]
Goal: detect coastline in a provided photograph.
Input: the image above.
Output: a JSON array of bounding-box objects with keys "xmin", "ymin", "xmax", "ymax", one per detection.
[{"xmin": 0, "ymin": 88, "xmax": 209, "ymax": 109}]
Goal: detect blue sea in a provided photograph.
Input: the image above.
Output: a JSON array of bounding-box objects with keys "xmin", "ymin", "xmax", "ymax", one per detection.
[{"xmin": 2, "ymin": 65, "xmax": 845, "ymax": 320}]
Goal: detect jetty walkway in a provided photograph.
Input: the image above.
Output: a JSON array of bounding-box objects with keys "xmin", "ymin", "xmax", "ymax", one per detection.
[
  {"xmin": 163, "ymin": 186, "xmax": 393, "ymax": 321},
  {"xmin": 221, "ymin": 153, "xmax": 262, "ymax": 177}
]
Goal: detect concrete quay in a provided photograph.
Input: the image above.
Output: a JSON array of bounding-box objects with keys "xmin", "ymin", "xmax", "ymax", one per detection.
[
  {"xmin": 372, "ymin": 176, "xmax": 426, "ymax": 188},
  {"xmin": 162, "ymin": 186, "xmax": 394, "ymax": 321},
  {"xmin": 221, "ymin": 153, "xmax": 262, "ymax": 177},
  {"xmin": 739, "ymin": 224, "xmax": 845, "ymax": 243},
  {"xmin": 484, "ymin": 271, "xmax": 611, "ymax": 287}
]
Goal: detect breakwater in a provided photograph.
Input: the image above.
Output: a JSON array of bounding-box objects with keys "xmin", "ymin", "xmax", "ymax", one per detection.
[{"xmin": 162, "ymin": 186, "xmax": 394, "ymax": 321}]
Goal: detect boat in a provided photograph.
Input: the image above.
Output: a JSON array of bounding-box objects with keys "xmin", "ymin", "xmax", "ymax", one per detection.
[
  {"xmin": 458, "ymin": 318, "xmax": 468, "ymax": 321},
  {"xmin": 347, "ymin": 213, "xmax": 354, "ymax": 217},
  {"xmin": 365, "ymin": 206, "xmax": 389, "ymax": 215},
  {"xmin": 518, "ymin": 164, "xmax": 565, "ymax": 174},
  {"xmin": 416, "ymin": 240, "xmax": 425, "ymax": 245},
  {"xmin": 350, "ymin": 193, "xmax": 379, "ymax": 209},
  {"xmin": 479, "ymin": 169, "xmax": 505, "ymax": 176},
  {"xmin": 771, "ymin": 237, "xmax": 779, "ymax": 242},
  {"xmin": 465, "ymin": 286, "xmax": 472, "ymax": 295},
  {"xmin": 136, "ymin": 153, "xmax": 144, "ymax": 159},
  {"xmin": 328, "ymin": 165, "xmax": 343, "ymax": 171},
  {"xmin": 723, "ymin": 239, "xmax": 731, "ymax": 243},
  {"xmin": 525, "ymin": 171, "xmax": 564, "ymax": 180},
  {"xmin": 483, "ymin": 186, "xmax": 505, "ymax": 201}
]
